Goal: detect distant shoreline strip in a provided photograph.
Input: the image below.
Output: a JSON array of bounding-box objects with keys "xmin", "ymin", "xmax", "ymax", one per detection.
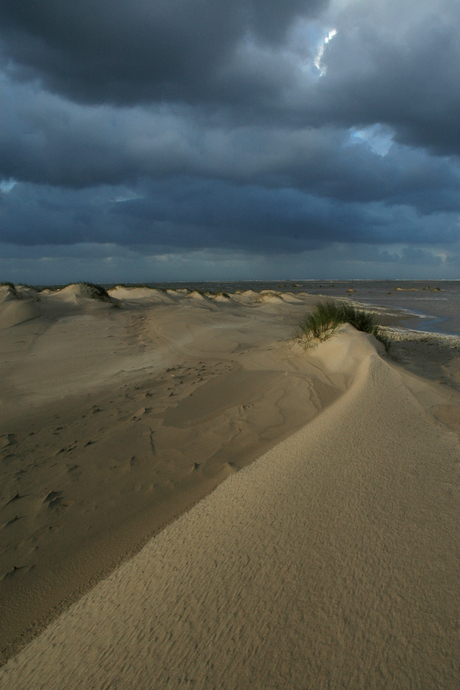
[{"xmin": 381, "ymin": 326, "xmax": 460, "ymax": 346}]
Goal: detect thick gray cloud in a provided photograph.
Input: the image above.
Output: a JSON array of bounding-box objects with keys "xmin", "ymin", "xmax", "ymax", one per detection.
[
  {"xmin": 2, "ymin": 80, "xmax": 460, "ymax": 216},
  {"xmin": 0, "ymin": 0, "xmax": 325, "ymax": 105},
  {"xmin": 310, "ymin": 0, "xmax": 460, "ymax": 156},
  {"xmin": 2, "ymin": 178, "xmax": 459, "ymax": 256},
  {"xmin": 1, "ymin": 0, "xmax": 458, "ymax": 155},
  {"xmin": 1, "ymin": 0, "xmax": 460, "ymax": 281}
]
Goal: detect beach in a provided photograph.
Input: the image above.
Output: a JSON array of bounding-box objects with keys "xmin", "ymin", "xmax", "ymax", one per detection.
[{"xmin": 1, "ymin": 283, "xmax": 460, "ymax": 687}]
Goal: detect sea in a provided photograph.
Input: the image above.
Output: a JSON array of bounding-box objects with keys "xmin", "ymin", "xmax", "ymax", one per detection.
[{"xmin": 111, "ymin": 280, "xmax": 460, "ymax": 337}]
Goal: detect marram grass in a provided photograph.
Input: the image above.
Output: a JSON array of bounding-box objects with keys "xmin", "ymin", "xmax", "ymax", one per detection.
[
  {"xmin": 296, "ymin": 300, "xmax": 389, "ymax": 350},
  {"xmin": 80, "ymin": 282, "xmax": 113, "ymax": 302}
]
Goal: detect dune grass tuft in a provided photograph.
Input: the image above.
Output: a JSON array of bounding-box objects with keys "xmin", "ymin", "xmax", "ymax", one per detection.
[
  {"xmin": 1, "ymin": 281, "xmax": 19, "ymax": 298},
  {"xmin": 296, "ymin": 300, "xmax": 389, "ymax": 350},
  {"xmin": 80, "ymin": 282, "xmax": 113, "ymax": 302},
  {"xmin": 79, "ymin": 282, "xmax": 119, "ymax": 307}
]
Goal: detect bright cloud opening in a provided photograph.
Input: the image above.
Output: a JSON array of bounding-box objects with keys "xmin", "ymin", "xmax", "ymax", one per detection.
[
  {"xmin": 0, "ymin": 179, "xmax": 16, "ymax": 193},
  {"xmin": 314, "ymin": 29, "xmax": 337, "ymax": 75},
  {"xmin": 351, "ymin": 125, "xmax": 395, "ymax": 157}
]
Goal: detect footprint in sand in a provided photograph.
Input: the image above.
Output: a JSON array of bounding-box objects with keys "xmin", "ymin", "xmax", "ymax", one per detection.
[
  {"xmin": 56, "ymin": 442, "xmax": 78, "ymax": 455},
  {"xmin": 3, "ymin": 564, "xmax": 33, "ymax": 579},
  {"xmin": 67, "ymin": 464, "xmax": 82, "ymax": 481},
  {"xmin": 6, "ymin": 493, "xmax": 27, "ymax": 505},
  {"xmin": 43, "ymin": 491, "xmax": 65, "ymax": 509},
  {"xmin": 5, "ymin": 515, "xmax": 24, "ymax": 527},
  {"xmin": 1, "ymin": 434, "xmax": 17, "ymax": 455}
]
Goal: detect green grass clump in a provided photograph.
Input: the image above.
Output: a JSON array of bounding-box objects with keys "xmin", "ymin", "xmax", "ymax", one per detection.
[
  {"xmin": 296, "ymin": 300, "xmax": 389, "ymax": 349},
  {"xmin": 1, "ymin": 281, "xmax": 18, "ymax": 297},
  {"xmin": 80, "ymin": 282, "xmax": 112, "ymax": 302}
]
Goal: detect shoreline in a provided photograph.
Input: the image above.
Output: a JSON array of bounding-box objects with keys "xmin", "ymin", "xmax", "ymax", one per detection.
[
  {"xmin": 382, "ymin": 325, "xmax": 460, "ymax": 345},
  {"xmin": 8, "ymin": 279, "xmax": 460, "ymax": 337}
]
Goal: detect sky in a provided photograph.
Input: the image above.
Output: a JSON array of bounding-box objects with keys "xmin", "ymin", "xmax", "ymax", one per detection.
[{"xmin": 1, "ymin": 0, "xmax": 460, "ymax": 283}]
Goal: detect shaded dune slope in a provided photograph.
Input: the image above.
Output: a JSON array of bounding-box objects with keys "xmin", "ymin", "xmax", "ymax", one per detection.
[{"xmin": 0, "ymin": 285, "xmax": 334, "ymax": 658}]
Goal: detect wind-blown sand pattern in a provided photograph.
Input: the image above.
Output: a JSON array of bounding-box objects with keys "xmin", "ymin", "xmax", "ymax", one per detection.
[{"xmin": 1, "ymin": 284, "xmax": 460, "ymax": 687}]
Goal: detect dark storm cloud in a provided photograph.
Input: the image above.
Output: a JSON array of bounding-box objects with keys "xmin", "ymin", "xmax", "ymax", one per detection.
[
  {"xmin": 2, "ymin": 178, "xmax": 459, "ymax": 254},
  {"xmin": 2, "ymin": 78, "xmax": 460, "ymax": 224},
  {"xmin": 0, "ymin": 0, "xmax": 326, "ymax": 105},
  {"xmin": 109, "ymin": 177, "xmax": 460, "ymax": 249},
  {"xmin": 312, "ymin": 0, "xmax": 460, "ymax": 156},
  {"xmin": 400, "ymin": 246, "xmax": 443, "ymax": 267},
  {"xmin": 1, "ymin": 0, "xmax": 460, "ymax": 279},
  {"xmin": 1, "ymin": 0, "xmax": 458, "ymax": 162}
]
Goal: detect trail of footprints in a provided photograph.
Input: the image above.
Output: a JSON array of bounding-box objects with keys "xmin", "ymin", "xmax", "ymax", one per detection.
[{"xmin": 0, "ymin": 358, "xmax": 236, "ymax": 580}]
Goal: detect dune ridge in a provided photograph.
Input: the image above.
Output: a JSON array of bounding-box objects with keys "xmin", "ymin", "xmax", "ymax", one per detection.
[{"xmin": 1, "ymin": 326, "xmax": 460, "ymax": 687}]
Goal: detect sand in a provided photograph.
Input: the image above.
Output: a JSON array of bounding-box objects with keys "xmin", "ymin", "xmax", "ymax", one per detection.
[{"xmin": 1, "ymin": 284, "xmax": 460, "ymax": 687}]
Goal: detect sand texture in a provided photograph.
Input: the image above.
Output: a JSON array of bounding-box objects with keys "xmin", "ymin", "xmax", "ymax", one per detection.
[
  {"xmin": 1, "ymin": 284, "xmax": 331, "ymax": 657},
  {"xmin": 1, "ymin": 284, "xmax": 460, "ymax": 687}
]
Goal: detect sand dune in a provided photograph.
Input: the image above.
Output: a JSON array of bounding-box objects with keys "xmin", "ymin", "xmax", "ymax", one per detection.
[
  {"xmin": 0, "ymin": 284, "xmax": 328, "ymax": 658},
  {"xmin": 1, "ymin": 286, "xmax": 460, "ymax": 686}
]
